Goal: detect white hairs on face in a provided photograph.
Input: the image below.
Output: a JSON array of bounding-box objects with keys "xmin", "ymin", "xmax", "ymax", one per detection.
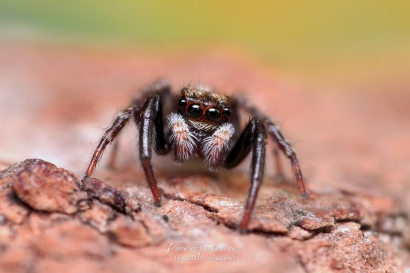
[
  {"xmin": 167, "ymin": 113, "xmax": 197, "ymax": 163},
  {"xmin": 202, "ymin": 123, "xmax": 235, "ymax": 170}
]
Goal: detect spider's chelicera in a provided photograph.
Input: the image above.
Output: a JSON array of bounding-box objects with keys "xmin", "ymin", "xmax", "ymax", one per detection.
[{"xmin": 83, "ymin": 79, "xmax": 308, "ymax": 233}]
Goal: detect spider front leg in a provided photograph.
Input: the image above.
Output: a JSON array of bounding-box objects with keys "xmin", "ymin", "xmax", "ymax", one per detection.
[
  {"xmin": 133, "ymin": 86, "xmax": 172, "ymax": 207},
  {"xmin": 224, "ymin": 118, "xmax": 267, "ymax": 232}
]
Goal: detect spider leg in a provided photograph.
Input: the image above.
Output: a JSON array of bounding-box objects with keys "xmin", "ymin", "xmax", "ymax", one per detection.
[
  {"xmin": 265, "ymin": 120, "xmax": 307, "ymax": 197},
  {"xmin": 233, "ymin": 95, "xmax": 308, "ymax": 198},
  {"xmin": 106, "ymin": 82, "xmax": 171, "ymax": 169},
  {"xmin": 224, "ymin": 118, "xmax": 267, "ymax": 232},
  {"xmin": 83, "ymin": 106, "xmax": 134, "ymax": 180},
  {"xmin": 107, "ymin": 138, "xmax": 119, "ymax": 169},
  {"xmin": 133, "ymin": 80, "xmax": 172, "ymax": 207},
  {"xmin": 231, "ymin": 96, "xmax": 283, "ymax": 179},
  {"xmin": 273, "ymin": 145, "xmax": 284, "ymax": 180},
  {"xmin": 84, "ymin": 79, "xmax": 172, "ymax": 208}
]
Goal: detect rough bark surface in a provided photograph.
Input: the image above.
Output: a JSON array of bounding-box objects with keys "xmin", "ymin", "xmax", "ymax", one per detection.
[
  {"xmin": 1, "ymin": 43, "xmax": 409, "ymax": 272},
  {"xmin": 0, "ymin": 159, "xmax": 399, "ymax": 273}
]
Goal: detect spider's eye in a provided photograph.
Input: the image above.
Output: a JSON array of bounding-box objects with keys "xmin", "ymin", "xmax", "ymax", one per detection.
[
  {"xmin": 223, "ymin": 108, "xmax": 232, "ymax": 117},
  {"xmin": 178, "ymin": 98, "xmax": 187, "ymax": 108},
  {"xmin": 187, "ymin": 104, "xmax": 203, "ymax": 118},
  {"xmin": 205, "ymin": 108, "xmax": 221, "ymax": 121}
]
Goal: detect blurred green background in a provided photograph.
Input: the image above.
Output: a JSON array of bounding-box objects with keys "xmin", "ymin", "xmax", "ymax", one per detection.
[{"xmin": 1, "ymin": 0, "xmax": 409, "ymax": 91}]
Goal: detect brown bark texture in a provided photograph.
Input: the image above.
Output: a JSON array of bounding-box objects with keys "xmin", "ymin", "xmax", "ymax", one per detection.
[{"xmin": 1, "ymin": 43, "xmax": 410, "ymax": 273}]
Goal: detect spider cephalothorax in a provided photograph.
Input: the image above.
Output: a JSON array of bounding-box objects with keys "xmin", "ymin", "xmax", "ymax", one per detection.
[
  {"xmin": 168, "ymin": 87, "xmax": 235, "ymax": 169},
  {"xmin": 178, "ymin": 87, "xmax": 232, "ymax": 125},
  {"xmin": 83, "ymin": 79, "xmax": 308, "ymax": 233}
]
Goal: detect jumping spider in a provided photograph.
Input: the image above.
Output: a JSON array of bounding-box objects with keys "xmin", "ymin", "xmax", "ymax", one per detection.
[{"xmin": 83, "ymin": 79, "xmax": 308, "ymax": 232}]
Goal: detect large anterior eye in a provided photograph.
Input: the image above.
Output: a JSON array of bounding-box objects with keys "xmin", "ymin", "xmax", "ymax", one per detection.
[
  {"xmin": 187, "ymin": 104, "xmax": 203, "ymax": 118},
  {"xmin": 205, "ymin": 108, "xmax": 221, "ymax": 121}
]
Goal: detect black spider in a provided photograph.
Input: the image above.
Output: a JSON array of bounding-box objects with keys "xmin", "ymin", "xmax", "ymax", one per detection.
[{"xmin": 83, "ymin": 79, "xmax": 308, "ymax": 232}]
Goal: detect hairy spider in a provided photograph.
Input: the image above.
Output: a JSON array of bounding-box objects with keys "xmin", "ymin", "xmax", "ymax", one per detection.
[{"xmin": 83, "ymin": 79, "xmax": 308, "ymax": 232}]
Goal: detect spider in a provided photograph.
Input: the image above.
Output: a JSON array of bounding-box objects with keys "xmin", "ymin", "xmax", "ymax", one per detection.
[{"xmin": 83, "ymin": 79, "xmax": 308, "ymax": 232}]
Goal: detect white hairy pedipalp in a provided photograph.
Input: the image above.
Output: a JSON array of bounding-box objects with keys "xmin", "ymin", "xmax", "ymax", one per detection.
[
  {"xmin": 167, "ymin": 113, "xmax": 197, "ymax": 163},
  {"xmin": 201, "ymin": 123, "xmax": 235, "ymax": 170}
]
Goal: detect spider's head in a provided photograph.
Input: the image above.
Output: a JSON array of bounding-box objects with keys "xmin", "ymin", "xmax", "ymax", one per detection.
[{"xmin": 177, "ymin": 87, "xmax": 232, "ymax": 130}]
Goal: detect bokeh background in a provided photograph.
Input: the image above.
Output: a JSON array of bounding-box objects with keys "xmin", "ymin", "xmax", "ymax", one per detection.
[
  {"xmin": 1, "ymin": 1, "xmax": 410, "ymax": 93},
  {"xmin": 1, "ymin": 1, "xmax": 409, "ymax": 187}
]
